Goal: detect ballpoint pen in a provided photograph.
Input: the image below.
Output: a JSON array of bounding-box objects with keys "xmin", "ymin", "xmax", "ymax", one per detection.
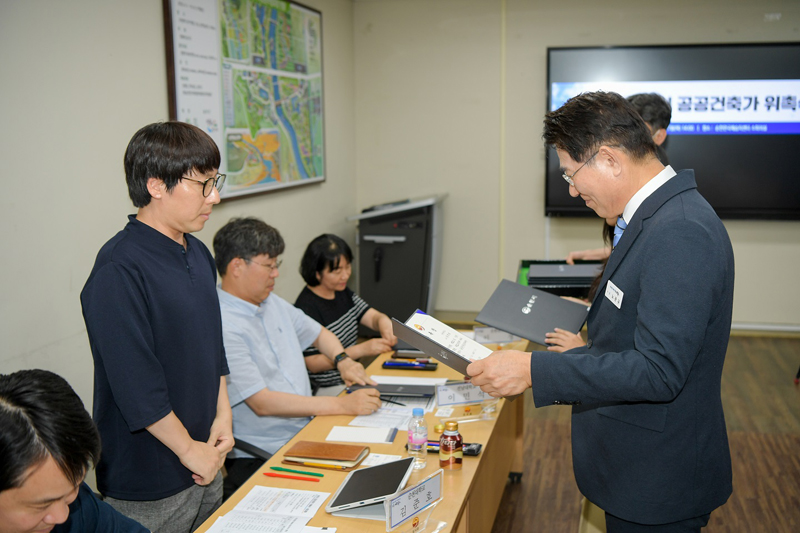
[
  {"xmin": 382, "ymin": 361, "xmax": 438, "ymax": 369},
  {"xmin": 300, "ymin": 462, "xmax": 349, "ymax": 470},
  {"xmin": 392, "ymin": 353, "xmax": 431, "ymax": 361},
  {"xmin": 380, "ymin": 397, "xmax": 407, "ymax": 406},
  {"xmin": 270, "ymin": 466, "xmax": 324, "ymax": 477}
]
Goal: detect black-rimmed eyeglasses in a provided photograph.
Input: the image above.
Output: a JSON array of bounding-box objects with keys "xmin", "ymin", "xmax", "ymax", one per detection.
[
  {"xmin": 562, "ymin": 152, "xmax": 598, "ymax": 187},
  {"xmin": 182, "ymin": 173, "xmax": 226, "ymax": 197}
]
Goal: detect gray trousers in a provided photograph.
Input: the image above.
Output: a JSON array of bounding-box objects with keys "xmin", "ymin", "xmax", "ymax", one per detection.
[{"xmin": 105, "ymin": 472, "xmax": 223, "ymax": 533}]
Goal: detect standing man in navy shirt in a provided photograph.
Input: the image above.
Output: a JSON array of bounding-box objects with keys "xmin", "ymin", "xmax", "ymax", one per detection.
[{"xmin": 81, "ymin": 122, "xmax": 233, "ymax": 533}]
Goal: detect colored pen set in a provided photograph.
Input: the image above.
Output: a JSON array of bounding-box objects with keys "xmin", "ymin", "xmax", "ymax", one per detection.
[{"xmin": 264, "ymin": 466, "xmax": 324, "ymax": 482}]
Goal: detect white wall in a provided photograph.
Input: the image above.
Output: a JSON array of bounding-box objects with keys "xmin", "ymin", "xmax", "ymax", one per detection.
[
  {"xmin": 2, "ymin": 0, "xmax": 799, "ymax": 423},
  {"xmin": 0, "ymin": 0, "xmax": 357, "ymax": 414},
  {"xmin": 354, "ymin": 0, "xmax": 503, "ymax": 310},
  {"xmin": 354, "ymin": 0, "xmax": 800, "ymax": 329}
]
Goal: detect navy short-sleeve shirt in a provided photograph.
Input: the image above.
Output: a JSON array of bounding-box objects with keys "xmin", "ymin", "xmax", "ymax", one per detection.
[{"xmin": 81, "ymin": 216, "xmax": 228, "ymax": 500}]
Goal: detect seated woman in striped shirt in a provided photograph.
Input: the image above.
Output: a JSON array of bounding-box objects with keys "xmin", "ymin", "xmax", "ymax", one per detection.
[{"xmin": 295, "ymin": 234, "xmax": 397, "ymax": 395}]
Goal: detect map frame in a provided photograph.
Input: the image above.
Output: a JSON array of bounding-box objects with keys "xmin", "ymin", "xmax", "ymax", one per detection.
[{"xmin": 164, "ymin": 0, "xmax": 325, "ymax": 199}]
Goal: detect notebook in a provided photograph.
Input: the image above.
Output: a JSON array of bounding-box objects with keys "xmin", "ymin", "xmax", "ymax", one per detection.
[
  {"xmin": 281, "ymin": 440, "xmax": 369, "ymax": 471},
  {"xmin": 326, "ymin": 457, "xmax": 415, "ymax": 521},
  {"xmin": 476, "ymin": 279, "xmax": 589, "ymax": 345}
]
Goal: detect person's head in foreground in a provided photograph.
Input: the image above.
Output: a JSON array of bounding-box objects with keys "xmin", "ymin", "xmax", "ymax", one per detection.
[{"xmin": 0, "ymin": 369, "xmax": 100, "ymax": 533}]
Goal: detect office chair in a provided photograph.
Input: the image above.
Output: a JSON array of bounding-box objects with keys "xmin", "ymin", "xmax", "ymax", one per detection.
[{"xmin": 233, "ymin": 439, "xmax": 273, "ymax": 461}]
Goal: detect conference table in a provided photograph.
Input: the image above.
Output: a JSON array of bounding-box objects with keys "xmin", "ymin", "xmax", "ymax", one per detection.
[{"xmin": 197, "ymin": 340, "xmax": 528, "ymax": 533}]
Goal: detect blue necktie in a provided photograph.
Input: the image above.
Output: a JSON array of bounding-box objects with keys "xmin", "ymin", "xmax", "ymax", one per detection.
[{"xmin": 613, "ymin": 217, "xmax": 627, "ymax": 248}]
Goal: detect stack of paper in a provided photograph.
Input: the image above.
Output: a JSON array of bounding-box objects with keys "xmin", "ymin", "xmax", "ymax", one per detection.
[
  {"xmin": 206, "ymin": 486, "xmax": 330, "ymax": 533},
  {"xmin": 325, "ymin": 425, "xmax": 397, "ymax": 444}
]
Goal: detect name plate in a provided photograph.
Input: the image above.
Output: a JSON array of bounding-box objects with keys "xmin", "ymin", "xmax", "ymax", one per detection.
[
  {"xmin": 436, "ymin": 381, "xmax": 492, "ymax": 406},
  {"xmin": 385, "ymin": 469, "xmax": 443, "ymax": 531}
]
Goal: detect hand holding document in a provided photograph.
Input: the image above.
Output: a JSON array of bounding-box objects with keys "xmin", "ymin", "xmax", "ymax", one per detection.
[{"xmin": 465, "ymin": 348, "xmax": 532, "ymax": 400}]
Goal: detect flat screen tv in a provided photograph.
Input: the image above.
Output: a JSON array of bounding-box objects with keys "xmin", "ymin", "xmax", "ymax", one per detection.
[{"xmin": 546, "ymin": 43, "xmax": 800, "ymax": 220}]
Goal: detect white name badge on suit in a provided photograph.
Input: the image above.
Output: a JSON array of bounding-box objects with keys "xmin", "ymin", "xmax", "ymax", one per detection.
[{"xmin": 605, "ymin": 280, "xmax": 624, "ymax": 309}]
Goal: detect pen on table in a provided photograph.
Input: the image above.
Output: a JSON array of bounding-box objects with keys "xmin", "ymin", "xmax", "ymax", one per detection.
[
  {"xmin": 270, "ymin": 466, "xmax": 324, "ymax": 477},
  {"xmin": 300, "ymin": 462, "xmax": 349, "ymax": 470},
  {"xmin": 264, "ymin": 472, "xmax": 320, "ymax": 482},
  {"xmin": 383, "ymin": 361, "xmax": 437, "ymax": 368},
  {"xmin": 380, "ymin": 397, "xmax": 407, "ymax": 406},
  {"xmin": 392, "ymin": 355, "xmax": 432, "ymax": 362}
]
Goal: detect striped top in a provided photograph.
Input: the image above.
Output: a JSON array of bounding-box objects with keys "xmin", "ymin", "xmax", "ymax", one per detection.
[{"xmin": 294, "ymin": 287, "xmax": 371, "ymax": 388}]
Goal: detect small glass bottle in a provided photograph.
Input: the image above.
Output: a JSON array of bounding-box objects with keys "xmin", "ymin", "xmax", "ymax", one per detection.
[
  {"xmin": 439, "ymin": 420, "xmax": 463, "ymax": 470},
  {"xmin": 407, "ymin": 407, "xmax": 428, "ymax": 469}
]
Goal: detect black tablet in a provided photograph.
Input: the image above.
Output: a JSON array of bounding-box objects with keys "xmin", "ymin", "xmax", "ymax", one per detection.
[{"xmin": 325, "ymin": 457, "xmax": 415, "ymax": 513}]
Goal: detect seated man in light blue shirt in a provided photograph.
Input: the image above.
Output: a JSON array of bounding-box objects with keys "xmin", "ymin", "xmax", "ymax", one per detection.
[{"xmin": 213, "ymin": 217, "xmax": 380, "ymax": 498}]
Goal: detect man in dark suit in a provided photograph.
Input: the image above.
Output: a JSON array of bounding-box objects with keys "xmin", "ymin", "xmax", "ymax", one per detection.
[{"xmin": 468, "ymin": 91, "xmax": 734, "ymax": 532}]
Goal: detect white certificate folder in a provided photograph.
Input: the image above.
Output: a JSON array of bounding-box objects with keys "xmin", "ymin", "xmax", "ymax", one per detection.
[
  {"xmin": 392, "ymin": 312, "xmax": 490, "ymax": 375},
  {"xmin": 392, "ymin": 312, "xmax": 519, "ymax": 401}
]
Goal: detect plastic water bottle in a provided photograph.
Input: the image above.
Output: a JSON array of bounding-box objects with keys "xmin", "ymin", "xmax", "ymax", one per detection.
[{"xmin": 408, "ymin": 407, "xmax": 428, "ymax": 469}]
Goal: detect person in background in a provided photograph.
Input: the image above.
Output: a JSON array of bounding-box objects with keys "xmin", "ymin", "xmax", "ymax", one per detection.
[
  {"xmin": 213, "ymin": 218, "xmax": 379, "ymax": 498},
  {"xmin": 0, "ymin": 369, "xmax": 149, "ymax": 533},
  {"xmin": 565, "ymin": 92, "xmax": 673, "ymax": 265},
  {"xmin": 81, "ymin": 122, "xmax": 233, "ymax": 533},
  {"xmin": 546, "ymin": 216, "xmax": 615, "ymax": 352},
  {"xmin": 469, "ymin": 91, "xmax": 733, "ymax": 532},
  {"xmin": 295, "ymin": 234, "xmax": 397, "ymax": 396},
  {"xmin": 627, "ymin": 92, "xmax": 672, "ymax": 166}
]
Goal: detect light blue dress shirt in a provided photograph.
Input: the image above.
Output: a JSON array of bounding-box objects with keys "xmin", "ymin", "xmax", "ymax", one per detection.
[{"xmin": 218, "ymin": 288, "xmax": 322, "ymax": 457}]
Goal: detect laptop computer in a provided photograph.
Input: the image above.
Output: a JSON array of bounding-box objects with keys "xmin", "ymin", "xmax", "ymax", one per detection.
[
  {"xmin": 527, "ymin": 263, "xmax": 603, "ymax": 286},
  {"xmin": 326, "ymin": 457, "xmax": 415, "ymax": 521},
  {"xmin": 476, "ymin": 279, "xmax": 589, "ymax": 345}
]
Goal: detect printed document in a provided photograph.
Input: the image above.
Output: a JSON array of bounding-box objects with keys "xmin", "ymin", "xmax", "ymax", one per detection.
[
  {"xmin": 205, "ymin": 486, "xmax": 329, "ymax": 533},
  {"xmin": 406, "ymin": 311, "xmax": 493, "ymax": 361}
]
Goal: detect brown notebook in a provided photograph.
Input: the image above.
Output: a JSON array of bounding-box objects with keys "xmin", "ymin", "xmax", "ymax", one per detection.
[{"xmin": 281, "ymin": 440, "xmax": 370, "ymax": 471}]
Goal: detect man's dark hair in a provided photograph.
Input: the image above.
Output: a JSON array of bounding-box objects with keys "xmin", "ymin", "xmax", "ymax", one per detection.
[
  {"xmin": 0, "ymin": 369, "xmax": 100, "ymax": 491},
  {"xmin": 299, "ymin": 234, "xmax": 353, "ymax": 286},
  {"xmin": 543, "ymin": 91, "xmax": 658, "ymax": 164},
  {"xmin": 627, "ymin": 93, "xmax": 672, "ymax": 131},
  {"xmin": 213, "ymin": 217, "xmax": 285, "ymax": 276},
  {"xmin": 124, "ymin": 121, "xmax": 221, "ymax": 208}
]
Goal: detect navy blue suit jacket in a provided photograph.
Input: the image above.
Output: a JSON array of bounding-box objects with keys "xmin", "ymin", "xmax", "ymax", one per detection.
[{"xmin": 530, "ymin": 170, "xmax": 734, "ymax": 524}]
